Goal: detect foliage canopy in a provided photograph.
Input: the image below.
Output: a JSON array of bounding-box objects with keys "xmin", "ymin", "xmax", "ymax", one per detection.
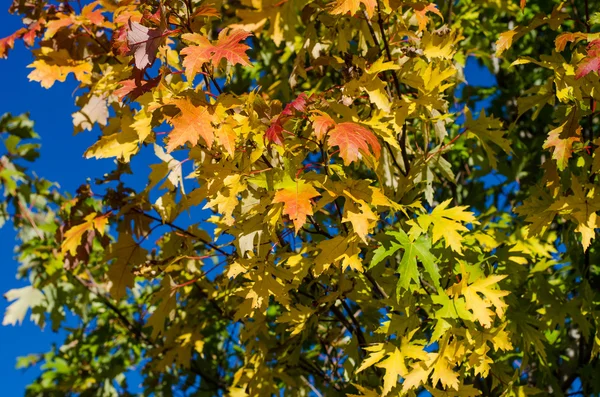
[{"xmin": 2, "ymin": 0, "xmax": 600, "ymax": 395}]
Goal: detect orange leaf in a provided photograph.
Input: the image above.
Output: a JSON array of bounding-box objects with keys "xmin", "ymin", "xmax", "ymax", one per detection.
[
  {"xmin": 555, "ymin": 32, "xmax": 587, "ymax": 52},
  {"xmin": 411, "ymin": 3, "xmax": 443, "ymax": 31},
  {"xmin": 543, "ymin": 125, "xmax": 581, "ymax": 171},
  {"xmin": 273, "ymin": 179, "xmax": 320, "ymax": 233},
  {"xmin": 311, "ymin": 111, "xmax": 335, "ymax": 141},
  {"xmin": 328, "ymin": 122, "xmax": 381, "ymax": 165},
  {"xmin": 167, "ymin": 98, "xmax": 215, "ymax": 152},
  {"xmin": 181, "ymin": 29, "xmax": 251, "ymax": 81},
  {"xmin": 0, "ymin": 29, "xmax": 26, "ymax": 59}
]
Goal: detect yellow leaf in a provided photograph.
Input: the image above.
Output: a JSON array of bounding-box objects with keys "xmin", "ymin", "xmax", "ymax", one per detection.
[
  {"xmin": 451, "ymin": 272, "xmax": 509, "ymax": 328},
  {"xmin": 61, "ymin": 212, "xmax": 109, "ymax": 255},
  {"xmin": 495, "ymin": 29, "xmax": 518, "ymax": 57},
  {"xmin": 417, "ymin": 200, "xmax": 478, "ymax": 254}
]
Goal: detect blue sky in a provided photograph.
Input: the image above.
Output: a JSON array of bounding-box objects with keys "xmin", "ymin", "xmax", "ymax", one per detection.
[{"xmin": 0, "ymin": 10, "xmax": 105, "ymax": 395}]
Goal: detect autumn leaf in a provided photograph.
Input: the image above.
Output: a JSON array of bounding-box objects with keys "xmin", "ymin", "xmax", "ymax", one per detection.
[
  {"xmin": 464, "ymin": 108, "xmax": 511, "ymax": 169},
  {"xmin": 61, "ymin": 212, "xmax": 109, "ymax": 256},
  {"xmin": 0, "ymin": 29, "xmax": 26, "ymax": 59},
  {"xmin": 328, "ymin": 122, "xmax": 381, "ymax": 165},
  {"xmin": 106, "ymin": 233, "xmax": 147, "ymax": 300},
  {"xmin": 330, "ymin": 0, "xmax": 376, "ymax": 18},
  {"xmin": 181, "ymin": 29, "xmax": 251, "ymax": 80},
  {"xmin": 265, "ymin": 93, "xmax": 311, "ymax": 146},
  {"xmin": 126, "ymin": 20, "xmax": 166, "ymax": 70},
  {"xmin": 166, "ymin": 98, "xmax": 215, "ymax": 152},
  {"xmin": 311, "ymin": 111, "xmax": 336, "ymax": 141},
  {"xmin": 416, "ymin": 200, "xmax": 478, "ymax": 254},
  {"xmin": 450, "ymin": 271, "xmax": 509, "ymax": 328},
  {"xmin": 543, "ymin": 111, "xmax": 581, "ymax": 171},
  {"xmin": 411, "ymin": 3, "xmax": 443, "ymax": 31},
  {"xmin": 114, "ymin": 76, "xmax": 161, "ymax": 101},
  {"xmin": 554, "ymin": 32, "xmax": 588, "ymax": 52},
  {"xmin": 273, "ymin": 177, "xmax": 320, "ymax": 233},
  {"xmin": 2, "ymin": 286, "xmax": 45, "ymax": 326},
  {"xmin": 495, "ymin": 29, "xmax": 518, "ymax": 57},
  {"xmin": 27, "ymin": 48, "xmax": 92, "ymax": 88},
  {"xmin": 72, "ymin": 95, "xmax": 109, "ymax": 132},
  {"xmin": 575, "ymin": 39, "xmax": 600, "ymax": 79},
  {"xmin": 372, "ymin": 230, "xmax": 440, "ymax": 291}
]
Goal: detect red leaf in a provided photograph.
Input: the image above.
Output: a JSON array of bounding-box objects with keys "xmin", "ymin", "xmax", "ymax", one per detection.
[
  {"xmin": 265, "ymin": 122, "xmax": 285, "ymax": 146},
  {"xmin": 281, "ymin": 93, "xmax": 308, "ymax": 117},
  {"xmin": 576, "ymin": 39, "xmax": 600, "ymax": 79},
  {"xmin": 328, "ymin": 122, "xmax": 381, "ymax": 165},
  {"xmin": 115, "ymin": 76, "xmax": 161, "ymax": 101},
  {"xmin": 265, "ymin": 93, "xmax": 312, "ymax": 146}
]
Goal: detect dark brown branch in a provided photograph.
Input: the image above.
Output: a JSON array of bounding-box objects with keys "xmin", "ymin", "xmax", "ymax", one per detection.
[
  {"xmin": 69, "ymin": 271, "xmax": 228, "ymax": 390},
  {"xmin": 131, "ymin": 208, "xmax": 232, "ymax": 258}
]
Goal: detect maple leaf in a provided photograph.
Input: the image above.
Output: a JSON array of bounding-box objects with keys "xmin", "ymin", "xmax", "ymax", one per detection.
[
  {"xmin": 114, "ymin": 76, "xmax": 161, "ymax": 101},
  {"xmin": 0, "ymin": 28, "xmax": 26, "ymax": 59},
  {"xmin": 342, "ymin": 197, "xmax": 377, "ymax": 242},
  {"xmin": 311, "ymin": 111, "xmax": 336, "ymax": 141},
  {"xmin": 106, "ymin": 233, "xmax": 147, "ymax": 300},
  {"xmin": 372, "ymin": 230, "xmax": 440, "ymax": 291},
  {"xmin": 542, "ymin": 113, "xmax": 581, "ymax": 171},
  {"xmin": 61, "ymin": 212, "xmax": 109, "ymax": 256},
  {"xmin": 215, "ymin": 119, "xmax": 239, "ymax": 158},
  {"xmin": 281, "ymin": 93, "xmax": 309, "ymax": 116},
  {"xmin": 181, "ymin": 29, "xmax": 251, "ymax": 80},
  {"xmin": 576, "ymin": 39, "xmax": 600, "ymax": 79},
  {"xmin": 85, "ymin": 110, "xmax": 142, "ymax": 161},
  {"xmin": 410, "ymin": 3, "xmax": 443, "ymax": 31},
  {"xmin": 328, "ymin": 122, "xmax": 381, "ymax": 165},
  {"xmin": 204, "ymin": 174, "xmax": 247, "ymax": 225},
  {"xmin": 265, "ymin": 93, "xmax": 312, "ymax": 146},
  {"xmin": 376, "ymin": 348, "xmax": 405, "ymax": 395},
  {"xmin": 431, "ymin": 355, "xmax": 459, "ymax": 390},
  {"xmin": 495, "ymin": 29, "xmax": 518, "ymax": 57},
  {"xmin": 126, "ymin": 20, "xmax": 165, "ymax": 70},
  {"xmin": 72, "ymin": 95, "xmax": 109, "ymax": 132},
  {"xmin": 265, "ymin": 121, "xmax": 285, "ymax": 146},
  {"xmin": 330, "ymin": 0, "xmax": 376, "ymax": 18},
  {"xmin": 416, "ymin": 200, "xmax": 478, "ymax": 254},
  {"xmin": 2, "ymin": 286, "xmax": 45, "ymax": 326},
  {"xmin": 273, "ymin": 177, "xmax": 320, "ymax": 233},
  {"xmin": 166, "ymin": 98, "xmax": 215, "ymax": 152},
  {"xmin": 147, "ymin": 277, "xmax": 177, "ymax": 339},
  {"xmin": 44, "ymin": 15, "xmax": 74, "ymax": 39},
  {"xmin": 464, "ymin": 108, "xmax": 511, "ymax": 169},
  {"xmin": 451, "ymin": 272, "xmax": 509, "ymax": 328},
  {"xmin": 27, "ymin": 48, "xmax": 93, "ymax": 88},
  {"xmin": 554, "ymin": 32, "xmax": 588, "ymax": 52}
]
